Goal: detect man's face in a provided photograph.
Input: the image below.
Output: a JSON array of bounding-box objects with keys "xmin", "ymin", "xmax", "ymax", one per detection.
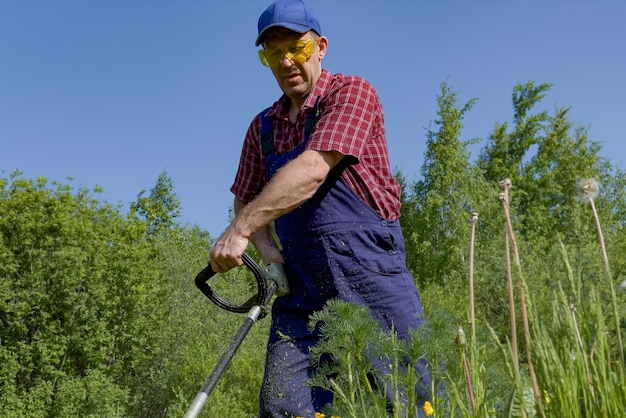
[{"xmin": 261, "ymin": 29, "xmax": 327, "ymax": 107}]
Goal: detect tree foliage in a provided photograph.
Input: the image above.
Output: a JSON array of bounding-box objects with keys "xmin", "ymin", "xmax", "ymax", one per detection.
[
  {"xmin": 0, "ymin": 171, "xmax": 266, "ymax": 417},
  {"xmin": 0, "ymin": 172, "xmax": 157, "ymax": 416},
  {"xmin": 130, "ymin": 169, "xmax": 181, "ymax": 236},
  {"xmin": 401, "ymin": 80, "xmax": 626, "ymax": 338},
  {"xmin": 402, "ymin": 82, "xmax": 491, "ymax": 291}
]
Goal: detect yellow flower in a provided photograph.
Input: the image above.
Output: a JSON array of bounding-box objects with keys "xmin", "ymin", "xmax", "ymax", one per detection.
[
  {"xmin": 423, "ymin": 401, "xmax": 435, "ymax": 416},
  {"xmin": 543, "ymin": 390, "xmax": 552, "ymax": 404}
]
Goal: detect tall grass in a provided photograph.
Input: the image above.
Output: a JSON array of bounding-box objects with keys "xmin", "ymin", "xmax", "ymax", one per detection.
[{"xmin": 308, "ymin": 178, "xmax": 626, "ymax": 417}]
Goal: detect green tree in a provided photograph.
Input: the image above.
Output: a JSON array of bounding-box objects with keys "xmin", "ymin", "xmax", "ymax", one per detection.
[
  {"xmin": 479, "ymin": 81, "xmax": 552, "ymax": 186},
  {"xmin": 0, "ymin": 171, "xmax": 167, "ymax": 416},
  {"xmin": 401, "ymin": 81, "xmax": 487, "ymax": 293},
  {"xmin": 0, "ymin": 170, "xmax": 271, "ymax": 417},
  {"xmin": 130, "ymin": 170, "xmax": 181, "ymax": 236}
]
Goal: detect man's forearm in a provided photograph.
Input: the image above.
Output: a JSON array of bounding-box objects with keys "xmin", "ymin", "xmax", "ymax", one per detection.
[{"xmin": 232, "ymin": 149, "xmax": 340, "ymax": 238}]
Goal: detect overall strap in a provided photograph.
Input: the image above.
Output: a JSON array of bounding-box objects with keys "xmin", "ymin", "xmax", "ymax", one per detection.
[
  {"xmin": 260, "ymin": 97, "xmax": 321, "ymax": 156},
  {"xmin": 304, "ymin": 96, "xmax": 321, "ymax": 140},
  {"xmin": 260, "ymin": 107, "xmax": 274, "ymax": 156}
]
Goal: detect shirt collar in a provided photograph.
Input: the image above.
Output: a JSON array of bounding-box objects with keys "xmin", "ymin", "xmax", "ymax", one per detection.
[
  {"xmin": 267, "ymin": 69, "xmax": 332, "ymax": 118},
  {"xmin": 303, "ymin": 69, "xmax": 331, "ymax": 109}
]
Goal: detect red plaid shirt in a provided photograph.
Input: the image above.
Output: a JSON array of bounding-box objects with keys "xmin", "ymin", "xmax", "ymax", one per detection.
[{"xmin": 231, "ymin": 69, "xmax": 401, "ymax": 220}]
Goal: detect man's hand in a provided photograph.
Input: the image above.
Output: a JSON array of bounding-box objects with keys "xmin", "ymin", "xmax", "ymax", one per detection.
[{"xmin": 209, "ymin": 226, "xmax": 250, "ymax": 273}]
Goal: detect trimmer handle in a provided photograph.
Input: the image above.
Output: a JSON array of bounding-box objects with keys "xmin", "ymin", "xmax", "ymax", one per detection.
[{"xmin": 195, "ymin": 253, "xmax": 274, "ymax": 313}]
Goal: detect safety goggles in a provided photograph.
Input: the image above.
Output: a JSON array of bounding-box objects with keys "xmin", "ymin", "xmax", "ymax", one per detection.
[{"xmin": 258, "ymin": 38, "xmax": 317, "ymax": 67}]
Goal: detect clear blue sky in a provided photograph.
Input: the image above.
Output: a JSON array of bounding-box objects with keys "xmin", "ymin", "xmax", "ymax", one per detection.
[{"xmin": 3, "ymin": 1, "xmax": 625, "ymax": 238}]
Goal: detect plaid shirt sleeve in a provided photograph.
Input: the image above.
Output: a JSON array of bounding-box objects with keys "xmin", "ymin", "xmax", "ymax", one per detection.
[
  {"xmin": 306, "ymin": 73, "xmax": 401, "ymax": 219},
  {"xmin": 230, "ymin": 113, "xmax": 264, "ymax": 203}
]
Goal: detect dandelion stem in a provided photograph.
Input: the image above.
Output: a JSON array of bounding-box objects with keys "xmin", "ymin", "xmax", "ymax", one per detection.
[
  {"xmin": 580, "ymin": 178, "xmax": 624, "ymax": 367},
  {"xmin": 499, "ymin": 179, "xmax": 542, "ymax": 416},
  {"xmin": 503, "ymin": 222, "xmax": 520, "ymax": 379},
  {"xmin": 499, "ymin": 190, "xmax": 520, "ymax": 385},
  {"xmin": 462, "ymin": 351, "xmax": 476, "ymax": 414},
  {"xmin": 469, "ymin": 212, "xmax": 478, "ymax": 345},
  {"xmin": 456, "ymin": 327, "xmax": 476, "ymax": 415},
  {"xmin": 588, "ymin": 196, "xmax": 610, "ymax": 275},
  {"xmin": 587, "ymin": 191, "xmax": 624, "ymax": 366}
]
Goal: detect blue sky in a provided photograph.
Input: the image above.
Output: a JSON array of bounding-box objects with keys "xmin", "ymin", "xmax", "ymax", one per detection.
[{"xmin": 3, "ymin": 1, "xmax": 625, "ymax": 238}]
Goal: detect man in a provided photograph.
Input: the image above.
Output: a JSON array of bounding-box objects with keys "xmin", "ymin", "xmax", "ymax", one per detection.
[{"xmin": 209, "ymin": 0, "xmax": 432, "ymax": 415}]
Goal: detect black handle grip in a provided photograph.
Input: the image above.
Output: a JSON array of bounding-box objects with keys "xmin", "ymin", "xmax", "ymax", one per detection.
[{"xmin": 195, "ymin": 253, "xmax": 270, "ymax": 313}]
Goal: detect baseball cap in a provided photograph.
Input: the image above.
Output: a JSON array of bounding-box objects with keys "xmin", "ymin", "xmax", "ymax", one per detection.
[{"xmin": 255, "ymin": 0, "xmax": 322, "ymax": 46}]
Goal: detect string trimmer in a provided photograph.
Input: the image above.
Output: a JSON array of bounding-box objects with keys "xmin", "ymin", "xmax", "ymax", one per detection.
[{"xmin": 184, "ymin": 253, "xmax": 288, "ymax": 418}]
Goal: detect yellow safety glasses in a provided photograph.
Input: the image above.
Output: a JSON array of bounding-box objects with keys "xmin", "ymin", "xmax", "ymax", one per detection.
[{"xmin": 258, "ymin": 38, "xmax": 317, "ymax": 68}]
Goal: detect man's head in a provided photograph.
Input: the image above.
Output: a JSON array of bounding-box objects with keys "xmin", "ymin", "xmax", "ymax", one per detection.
[
  {"xmin": 255, "ymin": 0, "xmax": 322, "ymax": 47},
  {"xmin": 256, "ymin": 0, "xmax": 327, "ymax": 108}
]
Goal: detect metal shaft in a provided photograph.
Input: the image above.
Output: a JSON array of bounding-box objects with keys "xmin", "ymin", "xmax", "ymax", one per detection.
[{"xmin": 183, "ymin": 306, "xmax": 262, "ymax": 418}]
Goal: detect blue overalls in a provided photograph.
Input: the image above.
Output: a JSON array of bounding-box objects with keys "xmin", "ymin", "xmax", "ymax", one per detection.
[{"xmin": 258, "ymin": 103, "xmax": 431, "ymax": 417}]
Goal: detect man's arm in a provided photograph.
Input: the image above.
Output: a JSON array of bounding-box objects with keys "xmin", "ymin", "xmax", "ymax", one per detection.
[{"xmin": 209, "ymin": 149, "xmax": 343, "ymax": 272}]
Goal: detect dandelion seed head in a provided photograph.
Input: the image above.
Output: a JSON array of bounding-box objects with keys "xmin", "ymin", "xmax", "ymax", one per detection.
[
  {"xmin": 470, "ymin": 212, "xmax": 479, "ymax": 224},
  {"xmin": 577, "ymin": 178, "xmax": 600, "ymax": 202},
  {"xmin": 499, "ymin": 178, "xmax": 512, "ymax": 190},
  {"xmin": 497, "ymin": 193, "xmax": 507, "ymax": 204}
]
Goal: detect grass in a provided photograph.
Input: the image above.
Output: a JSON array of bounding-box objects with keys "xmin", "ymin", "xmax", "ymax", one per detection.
[{"xmin": 307, "ymin": 178, "xmax": 626, "ymax": 417}]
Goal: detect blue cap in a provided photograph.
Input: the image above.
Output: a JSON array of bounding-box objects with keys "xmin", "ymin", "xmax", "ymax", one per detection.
[{"xmin": 255, "ymin": 0, "xmax": 322, "ymax": 46}]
